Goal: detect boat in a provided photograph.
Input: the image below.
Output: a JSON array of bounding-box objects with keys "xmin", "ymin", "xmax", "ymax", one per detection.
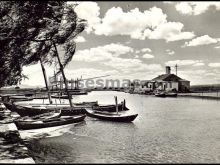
[
  {"xmin": 67, "ymin": 90, "xmax": 88, "ymax": 95},
  {"xmin": 3, "ymin": 102, "xmax": 86, "ymax": 117},
  {"xmin": 85, "ymin": 108, "xmax": 138, "ymax": 122},
  {"xmin": 1, "ymin": 95, "xmax": 33, "ymax": 102},
  {"xmin": 14, "ymin": 114, "xmax": 86, "ymax": 130},
  {"xmin": 154, "ymin": 91, "xmax": 166, "ymax": 97},
  {"xmin": 15, "ymin": 110, "xmax": 61, "ymax": 122},
  {"xmin": 165, "ymin": 92, "xmax": 178, "ymax": 97},
  {"xmin": 74, "ymin": 101, "xmax": 98, "ymax": 106},
  {"xmin": 51, "ymin": 94, "xmax": 72, "ymax": 99},
  {"xmin": 92, "ymin": 101, "xmax": 129, "ymax": 112}
]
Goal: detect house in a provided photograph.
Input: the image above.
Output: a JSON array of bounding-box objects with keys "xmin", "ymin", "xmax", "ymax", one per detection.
[
  {"xmin": 152, "ymin": 66, "xmax": 190, "ymax": 92},
  {"xmin": 132, "ymin": 66, "xmax": 190, "ymax": 93}
]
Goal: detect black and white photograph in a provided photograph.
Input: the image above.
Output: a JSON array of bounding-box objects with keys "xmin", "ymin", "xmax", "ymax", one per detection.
[{"xmin": 0, "ymin": 1, "xmax": 220, "ymax": 163}]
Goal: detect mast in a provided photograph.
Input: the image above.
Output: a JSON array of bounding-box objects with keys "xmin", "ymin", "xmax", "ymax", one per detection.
[
  {"xmin": 53, "ymin": 42, "xmax": 73, "ymax": 108},
  {"xmin": 39, "ymin": 58, "xmax": 52, "ymax": 104}
]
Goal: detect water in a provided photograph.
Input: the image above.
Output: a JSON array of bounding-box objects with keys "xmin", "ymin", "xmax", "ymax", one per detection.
[{"xmin": 19, "ymin": 91, "xmax": 220, "ymax": 163}]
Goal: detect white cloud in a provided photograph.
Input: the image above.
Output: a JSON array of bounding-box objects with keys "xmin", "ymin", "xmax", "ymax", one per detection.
[
  {"xmin": 147, "ymin": 22, "xmax": 195, "ymax": 42},
  {"xmin": 208, "ymin": 63, "xmax": 220, "ymax": 68},
  {"xmin": 174, "ymin": 2, "xmax": 220, "ymax": 15},
  {"xmin": 95, "ymin": 7, "xmax": 167, "ymax": 38},
  {"xmin": 214, "ymin": 46, "xmax": 220, "ymax": 49},
  {"xmin": 141, "ymin": 48, "xmax": 152, "ymax": 53},
  {"xmin": 193, "ymin": 62, "xmax": 205, "ymax": 67},
  {"xmin": 64, "ymin": 68, "xmax": 119, "ymax": 79},
  {"xmin": 74, "ymin": 43, "xmax": 134, "ymax": 62},
  {"xmin": 21, "ymin": 62, "xmax": 54, "ymax": 87},
  {"xmin": 184, "ymin": 35, "xmax": 219, "ymax": 47},
  {"xmin": 142, "ymin": 54, "xmax": 154, "ymax": 59},
  {"xmin": 74, "ymin": 43, "xmax": 163, "ymax": 75},
  {"xmin": 81, "ymin": 5, "xmax": 194, "ymax": 42},
  {"xmin": 75, "ymin": 36, "xmax": 86, "ymax": 43},
  {"xmin": 75, "ymin": 2, "xmax": 101, "ymax": 33},
  {"xmin": 175, "ymin": 2, "xmax": 193, "ymax": 15},
  {"xmin": 165, "ymin": 60, "xmax": 204, "ymax": 66},
  {"xmin": 166, "ymin": 49, "xmax": 175, "ymax": 55}
]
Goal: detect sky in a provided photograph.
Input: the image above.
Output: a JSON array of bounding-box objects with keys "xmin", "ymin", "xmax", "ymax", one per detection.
[{"xmin": 21, "ymin": 1, "xmax": 220, "ymax": 87}]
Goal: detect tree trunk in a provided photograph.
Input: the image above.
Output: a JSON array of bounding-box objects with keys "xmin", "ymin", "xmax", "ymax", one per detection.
[
  {"xmin": 39, "ymin": 58, "xmax": 52, "ymax": 104},
  {"xmin": 53, "ymin": 42, "xmax": 73, "ymax": 108}
]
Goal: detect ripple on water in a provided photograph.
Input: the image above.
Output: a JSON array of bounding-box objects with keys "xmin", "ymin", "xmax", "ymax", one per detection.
[{"xmin": 25, "ymin": 91, "xmax": 220, "ymax": 163}]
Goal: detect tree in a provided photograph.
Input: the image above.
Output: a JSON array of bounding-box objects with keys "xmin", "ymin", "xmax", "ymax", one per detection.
[{"xmin": 0, "ymin": 1, "xmax": 86, "ymax": 87}]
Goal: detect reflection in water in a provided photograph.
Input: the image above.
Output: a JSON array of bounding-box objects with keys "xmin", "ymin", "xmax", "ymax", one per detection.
[{"xmin": 23, "ymin": 91, "xmax": 220, "ymax": 163}]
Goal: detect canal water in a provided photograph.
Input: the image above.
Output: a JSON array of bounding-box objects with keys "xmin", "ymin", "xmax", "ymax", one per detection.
[{"xmin": 19, "ymin": 91, "xmax": 220, "ymax": 163}]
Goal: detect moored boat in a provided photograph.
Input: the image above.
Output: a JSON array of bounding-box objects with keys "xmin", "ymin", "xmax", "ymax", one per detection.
[
  {"xmin": 154, "ymin": 91, "xmax": 166, "ymax": 97},
  {"xmin": 165, "ymin": 92, "xmax": 178, "ymax": 97},
  {"xmin": 16, "ymin": 110, "xmax": 61, "ymax": 122},
  {"xmin": 92, "ymin": 100, "xmax": 129, "ymax": 112},
  {"xmin": 85, "ymin": 108, "xmax": 138, "ymax": 122},
  {"xmin": 3, "ymin": 102, "xmax": 86, "ymax": 117},
  {"xmin": 51, "ymin": 94, "xmax": 72, "ymax": 99},
  {"xmin": 1, "ymin": 95, "xmax": 33, "ymax": 102},
  {"xmin": 15, "ymin": 114, "xmax": 86, "ymax": 130}
]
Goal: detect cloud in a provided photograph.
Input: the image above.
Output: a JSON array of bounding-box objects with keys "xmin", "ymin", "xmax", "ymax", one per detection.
[
  {"xmin": 165, "ymin": 60, "xmax": 204, "ymax": 66},
  {"xmin": 142, "ymin": 54, "xmax": 154, "ymax": 59},
  {"xmin": 184, "ymin": 35, "xmax": 219, "ymax": 47},
  {"xmin": 214, "ymin": 46, "xmax": 220, "ymax": 49},
  {"xmin": 74, "ymin": 43, "xmax": 134, "ymax": 62},
  {"xmin": 75, "ymin": 36, "xmax": 86, "ymax": 43},
  {"xmin": 141, "ymin": 48, "xmax": 152, "ymax": 53},
  {"xmin": 166, "ymin": 49, "xmax": 175, "ymax": 55},
  {"xmin": 174, "ymin": 2, "xmax": 220, "ymax": 15},
  {"xmin": 79, "ymin": 4, "xmax": 194, "ymax": 42},
  {"xmin": 21, "ymin": 62, "xmax": 54, "ymax": 87},
  {"xmin": 94, "ymin": 7, "xmax": 167, "ymax": 38},
  {"xmin": 208, "ymin": 63, "xmax": 220, "ymax": 68},
  {"xmin": 147, "ymin": 22, "xmax": 195, "ymax": 42},
  {"xmin": 64, "ymin": 68, "xmax": 119, "ymax": 79},
  {"xmin": 75, "ymin": 2, "xmax": 101, "ymax": 33},
  {"xmin": 175, "ymin": 2, "xmax": 194, "ymax": 15},
  {"xmin": 74, "ymin": 43, "xmax": 163, "ymax": 75},
  {"xmin": 193, "ymin": 62, "xmax": 205, "ymax": 66}
]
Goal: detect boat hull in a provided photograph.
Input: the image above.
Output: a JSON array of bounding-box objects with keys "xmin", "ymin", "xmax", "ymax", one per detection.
[
  {"xmin": 85, "ymin": 108, "xmax": 138, "ymax": 122},
  {"xmin": 165, "ymin": 93, "xmax": 177, "ymax": 97},
  {"xmin": 15, "ymin": 115, "xmax": 86, "ymax": 130},
  {"xmin": 92, "ymin": 103, "xmax": 129, "ymax": 112},
  {"xmin": 3, "ymin": 102, "xmax": 86, "ymax": 117}
]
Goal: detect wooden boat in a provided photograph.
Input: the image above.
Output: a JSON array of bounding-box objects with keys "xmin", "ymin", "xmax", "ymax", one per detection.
[
  {"xmin": 74, "ymin": 101, "xmax": 98, "ymax": 106},
  {"xmin": 51, "ymin": 94, "xmax": 72, "ymax": 99},
  {"xmin": 16, "ymin": 110, "xmax": 61, "ymax": 122},
  {"xmin": 15, "ymin": 114, "xmax": 86, "ymax": 130},
  {"xmin": 154, "ymin": 91, "xmax": 166, "ymax": 97},
  {"xmin": 85, "ymin": 108, "xmax": 138, "ymax": 122},
  {"xmin": 92, "ymin": 103, "xmax": 129, "ymax": 112},
  {"xmin": 165, "ymin": 92, "xmax": 177, "ymax": 97},
  {"xmin": 3, "ymin": 102, "xmax": 86, "ymax": 117},
  {"xmin": 67, "ymin": 89, "xmax": 88, "ymax": 95},
  {"xmin": 92, "ymin": 100, "xmax": 129, "ymax": 112},
  {"xmin": 1, "ymin": 95, "xmax": 33, "ymax": 102}
]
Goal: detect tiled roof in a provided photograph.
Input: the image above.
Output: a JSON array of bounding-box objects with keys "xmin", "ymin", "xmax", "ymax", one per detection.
[{"xmin": 152, "ymin": 74, "xmax": 183, "ymax": 81}]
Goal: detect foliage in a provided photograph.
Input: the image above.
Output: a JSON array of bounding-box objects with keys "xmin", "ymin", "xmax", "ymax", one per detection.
[{"xmin": 0, "ymin": 1, "xmax": 86, "ymax": 87}]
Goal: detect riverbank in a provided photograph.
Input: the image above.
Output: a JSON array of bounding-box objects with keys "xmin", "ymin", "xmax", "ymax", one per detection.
[{"xmin": 0, "ymin": 104, "xmax": 35, "ymax": 164}]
